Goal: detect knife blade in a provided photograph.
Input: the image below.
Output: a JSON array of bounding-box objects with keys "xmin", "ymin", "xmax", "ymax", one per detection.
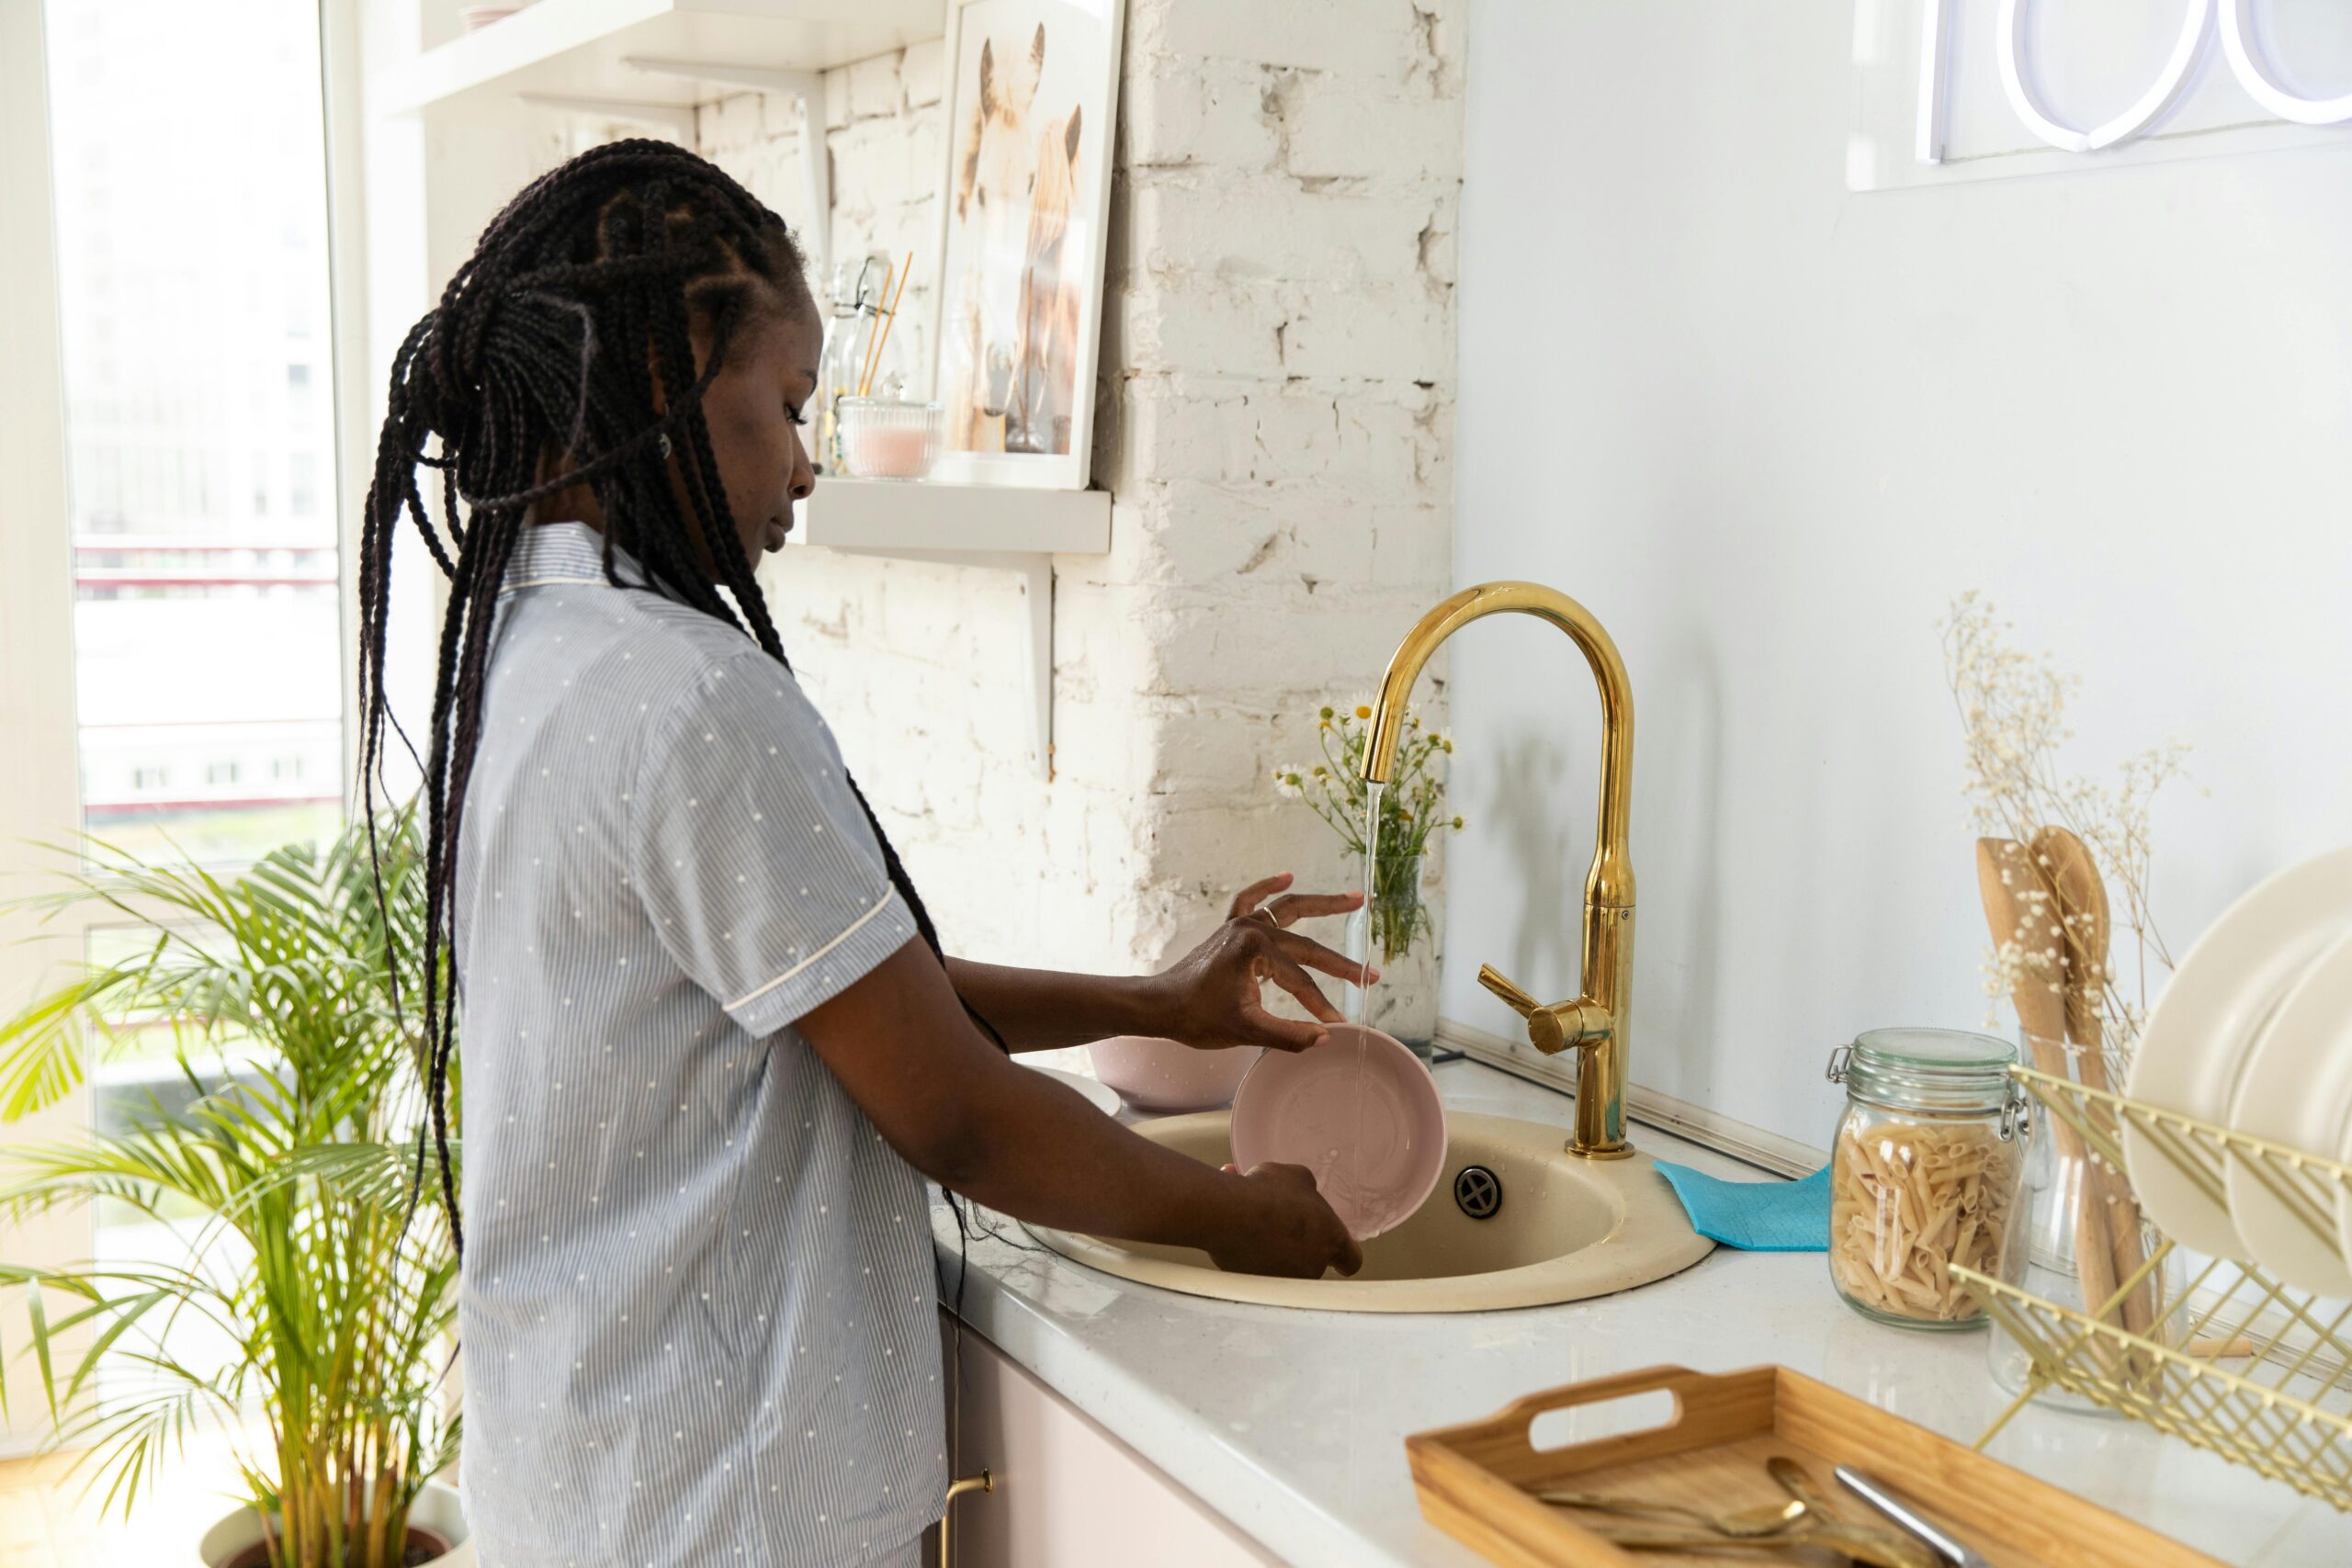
[{"xmin": 1835, "ymin": 1463, "xmax": 1993, "ymax": 1568}]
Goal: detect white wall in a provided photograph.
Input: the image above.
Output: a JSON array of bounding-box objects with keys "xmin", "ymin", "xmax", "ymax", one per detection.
[{"xmin": 1448, "ymin": 2, "xmax": 2352, "ymax": 1149}]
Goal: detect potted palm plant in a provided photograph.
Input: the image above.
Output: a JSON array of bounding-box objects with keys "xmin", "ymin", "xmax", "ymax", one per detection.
[{"xmin": 0, "ymin": 808, "xmax": 469, "ymax": 1566}]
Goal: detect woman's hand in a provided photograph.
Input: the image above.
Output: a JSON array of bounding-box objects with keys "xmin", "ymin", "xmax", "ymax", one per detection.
[
  {"xmin": 1145, "ymin": 873, "xmax": 1375, "ymax": 1054},
  {"xmin": 1207, "ymin": 1162, "xmax": 1363, "ymax": 1279}
]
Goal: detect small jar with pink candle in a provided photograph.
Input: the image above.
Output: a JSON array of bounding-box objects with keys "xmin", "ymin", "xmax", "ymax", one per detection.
[{"xmin": 838, "ymin": 398, "xmax": 943, "ymax": 480}]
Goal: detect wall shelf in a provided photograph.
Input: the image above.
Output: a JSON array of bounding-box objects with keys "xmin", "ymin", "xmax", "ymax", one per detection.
[
  {"xmin": 787, "ymin": 479, "xmax": 1110, "ymax": 780},
  {"xmin": 378, "ymin": 0, "xmax": 944, "ymax": 118},
  {"xmin": 794, "ymin": 478, "xmax": 1109, "ymax": 556}
]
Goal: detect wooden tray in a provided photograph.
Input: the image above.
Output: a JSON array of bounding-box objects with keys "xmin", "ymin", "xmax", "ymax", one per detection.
[{"xmin": 1405, "ymin": 1364, "xmax": 2222, "ymax": 1567}]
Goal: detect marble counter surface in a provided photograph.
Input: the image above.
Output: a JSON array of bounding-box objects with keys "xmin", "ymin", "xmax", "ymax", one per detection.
[{"xmin": 934, "ymin": 1060, "xmax": 2346, "ymax": 1566}]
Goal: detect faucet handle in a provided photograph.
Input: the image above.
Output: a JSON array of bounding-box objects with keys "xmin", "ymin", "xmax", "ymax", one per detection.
[
  {"xmin": 1476, "ymin": 964, "xmax": 1544, "ymax": 1018},
  {"xmin": 1477, "ymin": 963, "xmax": 1611, "ymax": 1057}
]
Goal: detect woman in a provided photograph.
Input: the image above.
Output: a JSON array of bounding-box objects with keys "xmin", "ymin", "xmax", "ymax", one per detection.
[{"xmin": 356, "ymin": 141, "xmax": 1364, "ymax": 1567}]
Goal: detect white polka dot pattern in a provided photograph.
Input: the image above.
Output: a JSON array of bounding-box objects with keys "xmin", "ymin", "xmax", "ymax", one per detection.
[{"xmin": 451, "ymin": 526, "xmax": 942, "ymax": 1566}]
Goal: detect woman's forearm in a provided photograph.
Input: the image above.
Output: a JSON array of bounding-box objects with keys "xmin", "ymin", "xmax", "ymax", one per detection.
[
  {"xmin": 944, "ymin": 957, "xmax": 1164, "ymax": 1052},
  {"xmin": 803, "ymin": 940, "xmax": 1358, "ymax": 1279},
  {"xmin": 940, "ymin": 1058, "xmax": 1252, "ymax": 1242}
]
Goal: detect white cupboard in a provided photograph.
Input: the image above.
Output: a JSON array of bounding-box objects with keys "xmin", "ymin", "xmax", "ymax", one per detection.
[{"xmin": 940, "ymin": 1318, "xmax": 1283, "ymax": 1568}]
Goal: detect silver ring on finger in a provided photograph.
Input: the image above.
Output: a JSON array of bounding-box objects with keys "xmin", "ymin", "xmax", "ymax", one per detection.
[{"xmin": 1247, "ymin": 906, "xmax": 1282, "ymax": 931}]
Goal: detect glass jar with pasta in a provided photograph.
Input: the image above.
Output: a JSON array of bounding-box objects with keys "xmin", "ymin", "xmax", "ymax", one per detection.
[{"xmin": 1825, "ymin": 1029, "xmax": 2030, "ymax": 1329}]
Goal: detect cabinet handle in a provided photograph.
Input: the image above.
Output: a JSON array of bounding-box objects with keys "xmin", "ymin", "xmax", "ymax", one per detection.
[{"xmin": 938, "ymin": 1469, "xmax": 994, "ymax": 1568}]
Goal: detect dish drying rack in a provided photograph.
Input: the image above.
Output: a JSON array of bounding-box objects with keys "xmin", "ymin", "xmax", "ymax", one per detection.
[{"xmin": 1952, "ymin": 1065, "xmax": 2352, "ymax": 1512}]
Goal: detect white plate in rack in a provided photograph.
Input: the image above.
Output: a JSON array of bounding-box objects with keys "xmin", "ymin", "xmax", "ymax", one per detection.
[
  {"xmin": 2223, "ymin": 929, "xmax": 2352, "ymax": 1295},
  {"xmin": 2123, "ymin": 849, "xmax": 2352, "ymax": 1260}
]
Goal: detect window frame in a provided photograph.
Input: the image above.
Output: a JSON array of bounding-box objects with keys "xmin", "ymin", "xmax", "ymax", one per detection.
[{"xmin": 0, "ymin": 0, "xmax": 373, "ymax": 1455}]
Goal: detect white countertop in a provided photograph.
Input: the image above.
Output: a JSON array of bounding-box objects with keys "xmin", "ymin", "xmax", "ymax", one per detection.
[{"xmin": 932, "ymin": 1059, "xmax": 2349, "ymax": 1567}]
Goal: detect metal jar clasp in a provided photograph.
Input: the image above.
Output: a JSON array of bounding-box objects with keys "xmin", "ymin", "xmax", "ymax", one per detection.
[{"xmin": 1998, "ymin": 1077, "xmax": 2033, "ymax": 1143}]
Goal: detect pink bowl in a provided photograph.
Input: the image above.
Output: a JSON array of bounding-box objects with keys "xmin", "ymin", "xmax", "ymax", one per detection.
[
  {"xmin": 1087, "ymin": 1035, "xmax": 1261, "ymax": 1113},
  {"xmin": 1230, "ymin": 1024, "xmax": 1445, "ymax": 1240}
]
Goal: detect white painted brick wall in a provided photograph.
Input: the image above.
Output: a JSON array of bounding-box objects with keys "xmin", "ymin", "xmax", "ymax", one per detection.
[{"xmin": 697, "ymin": 3, "xmax": 1464, "ymax": 1009}]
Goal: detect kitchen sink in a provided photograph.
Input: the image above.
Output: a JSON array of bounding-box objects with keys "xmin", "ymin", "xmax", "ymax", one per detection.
[{"xmin": 1024, "ymin": 1111, "xmax": 1714, "ymax": 1313}]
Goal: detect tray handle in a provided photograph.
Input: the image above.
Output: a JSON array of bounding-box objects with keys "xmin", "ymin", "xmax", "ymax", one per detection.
[{"xmin": 1419, "ymin": 1364, "xmax": 1779, "ymax": 1477}]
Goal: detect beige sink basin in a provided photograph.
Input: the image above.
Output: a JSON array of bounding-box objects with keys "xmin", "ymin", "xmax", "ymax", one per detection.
[{"xmin": 1026, "ymin": 1111, "xmax": 1714, "ymax": 1313}]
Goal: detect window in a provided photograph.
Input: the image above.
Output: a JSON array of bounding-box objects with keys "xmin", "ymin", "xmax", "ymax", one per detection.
[
  {"xmin": 48, "ymin": 0, "xmax": 345, "ymax": 866},
  {"xmin": 6, "ymin": 0, "xmax": 360, "ymax": 1442}
]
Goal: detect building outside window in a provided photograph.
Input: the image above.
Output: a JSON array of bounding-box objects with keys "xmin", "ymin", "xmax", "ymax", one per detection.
[{"xmin": 49, "ymin": 0, "xmax": 345, "ymax": 867}]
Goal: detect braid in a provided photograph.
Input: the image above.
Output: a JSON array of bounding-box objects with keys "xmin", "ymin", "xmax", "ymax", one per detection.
[{"xmin": 356, "ymin": 140, "xmax": 987, "ymax": 1257}]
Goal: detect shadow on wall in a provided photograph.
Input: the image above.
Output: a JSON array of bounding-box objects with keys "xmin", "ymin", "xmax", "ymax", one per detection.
[
  {"xmin": 1478, "ymin": 629, "xmax": 1728, "ymax": 1073},
  {"xmin": 1642, "ymin": 627, "xmax": 1727, "ymax": 1069},
  {"xmin": 1487, "ymin": 729, "xmax": 1577, "ymax": 986}
]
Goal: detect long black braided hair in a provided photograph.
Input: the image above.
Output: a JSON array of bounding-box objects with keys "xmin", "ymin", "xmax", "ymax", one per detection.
[{"xmin": 357, "ymin": 140, "xmax": 989, "ymax": 1254}]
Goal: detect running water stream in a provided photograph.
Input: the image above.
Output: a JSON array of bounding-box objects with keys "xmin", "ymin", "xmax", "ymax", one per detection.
[
  {"xmin": 1321, "ymin": 782, "xmax": 1385, "ymax": 1227},
  {"xmin": 1349, "ymin": 781, "xmax": 1385, "ymax": 1026}
]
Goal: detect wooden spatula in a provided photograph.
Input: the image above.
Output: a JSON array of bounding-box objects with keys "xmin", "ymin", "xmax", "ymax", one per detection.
[
  {"xmin": 1974, "ymin": 837, "xmax": 2068, "ymax": 1042},
  {"xmin": 2031, "ymin": 825, "xmax": 2154, "ymax": 1336},
  {"xmin": 1976, "ymin": 837, "xmax": 2119, "ymax": 1325}
]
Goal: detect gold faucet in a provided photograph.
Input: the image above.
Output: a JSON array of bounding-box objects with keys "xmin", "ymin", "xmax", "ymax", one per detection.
[{"xmin": 1361, "ymin": 581, "xmax": 1636, "ymax": 1159}]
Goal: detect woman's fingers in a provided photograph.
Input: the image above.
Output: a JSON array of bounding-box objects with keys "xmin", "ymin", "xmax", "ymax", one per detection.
[
  {"xmin": 1277, "ymin": 930, "xmax": 1377, "ymax": 986},
  {"xmin": 1262, "ymin": 889, "xmax": 1363, "ymax": 926},
  {"xmin": 1226, "ymin": 874, "xmax": 1370, "ymax": 929},
  {"xmin": 1225, "ymin": 871, "xmax": 1295, "ymax": 922},
  {"xmin": 1237, "ymin": 999, "xmax": 1329, "ymax": 1053},
  {"xmin": 1256, "ymin": 944, "xmax": 1345, "ymax": 1029}
]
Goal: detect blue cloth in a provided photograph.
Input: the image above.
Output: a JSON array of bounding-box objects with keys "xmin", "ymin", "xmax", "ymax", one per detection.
[{"xmin": 1653, "ymin": 1160, "xmax": 1830, "ymax": 1251}]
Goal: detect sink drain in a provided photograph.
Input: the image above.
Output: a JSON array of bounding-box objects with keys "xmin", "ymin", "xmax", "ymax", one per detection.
[{"xmin": 1453, "ymin": 1165, "xmax": 1502, "ymax": 1220}]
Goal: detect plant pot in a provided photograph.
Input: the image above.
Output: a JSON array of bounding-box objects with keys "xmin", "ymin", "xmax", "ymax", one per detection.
[
  {"xmin": 1087, "ymin": 1035, "xmax": 1261, "ymax": 1112},
  {"xmin": 198, "ymin": 1480, "xmax": 473, "ymax": 1568}
]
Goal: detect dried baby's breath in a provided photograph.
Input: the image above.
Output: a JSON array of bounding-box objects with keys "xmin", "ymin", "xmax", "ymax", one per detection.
[{"xmin": 1940, "ymin": 593, "xmax": 2195, "ymax": 1043}]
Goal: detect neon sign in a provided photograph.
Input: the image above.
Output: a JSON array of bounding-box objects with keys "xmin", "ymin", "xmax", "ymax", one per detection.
[{"xmin": 1917, "ymin": 0, "xmax": 2352, "ymax": 164}]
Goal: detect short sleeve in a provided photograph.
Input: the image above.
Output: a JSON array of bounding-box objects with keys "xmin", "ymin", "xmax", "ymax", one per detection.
[{"xmin": 629, "ymin": 651, "xmax": 917, "ymax": 1037}]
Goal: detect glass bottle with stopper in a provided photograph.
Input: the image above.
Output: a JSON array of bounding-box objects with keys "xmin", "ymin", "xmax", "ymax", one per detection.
[{"xmin": 815, "ymin": 254, "xmax": 906, "ymax": 471}]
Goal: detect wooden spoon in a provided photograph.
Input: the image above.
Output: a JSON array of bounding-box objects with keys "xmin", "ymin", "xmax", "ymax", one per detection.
[
  {"xmin": 2030, "ymin": 826, "xmax": 2112, "ymax": 1077},
  {"xmin": 1976, "ymin": 837, "xmax": 2118, "ymax": 1325},
  {"xmin": 2031, "ymin": 825, "xmax": 2154, "ymax": 1337}
]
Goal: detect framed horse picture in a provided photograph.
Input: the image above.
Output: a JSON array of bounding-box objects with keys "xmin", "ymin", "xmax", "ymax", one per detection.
[{"xmin": 930, "ymin": 0, "xmax": 1124, "ymax": 491}]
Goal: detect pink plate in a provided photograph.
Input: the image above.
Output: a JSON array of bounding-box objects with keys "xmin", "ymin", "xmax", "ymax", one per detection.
[
  {"xmin": 1229, "ymin": 1024, "xmax": 1446, "ymax": 1240},
  {"xmin": 1088, "ymin": 1035, "xmax": 1261, "ymax": 1113}
]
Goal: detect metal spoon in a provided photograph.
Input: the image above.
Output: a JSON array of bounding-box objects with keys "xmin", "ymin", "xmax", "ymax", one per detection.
[
  {"xmin": 1536, "ymin": 1488, "xmax": 1806, "ymax": 1538},
  {"xmin": 1764, "ymin": 1457, "xmax": 1941, "ymax": 1568},
  {"xmin": 1764, "ymin": 1455, "xmax": 1834, "ymax": 1519},
  {"xmin": 1572, "ymin": 1517, "xmax": 1937, "ymax": 1563}
]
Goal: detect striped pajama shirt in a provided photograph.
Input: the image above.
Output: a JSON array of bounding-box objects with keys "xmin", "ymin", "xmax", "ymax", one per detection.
[{"xmin": 451, "ymin": 523, "xmax": 944, "ymax": 1566}]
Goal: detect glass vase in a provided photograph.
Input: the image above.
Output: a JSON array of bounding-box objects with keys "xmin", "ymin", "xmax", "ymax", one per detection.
[
  {"xmin": 1343, "ymin": 850, "xmax": 1438, "ymax": 1057},
  {"xmin": 1988, "ymin": 1029, "xmax": 2184, "ymax": 1414}
]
